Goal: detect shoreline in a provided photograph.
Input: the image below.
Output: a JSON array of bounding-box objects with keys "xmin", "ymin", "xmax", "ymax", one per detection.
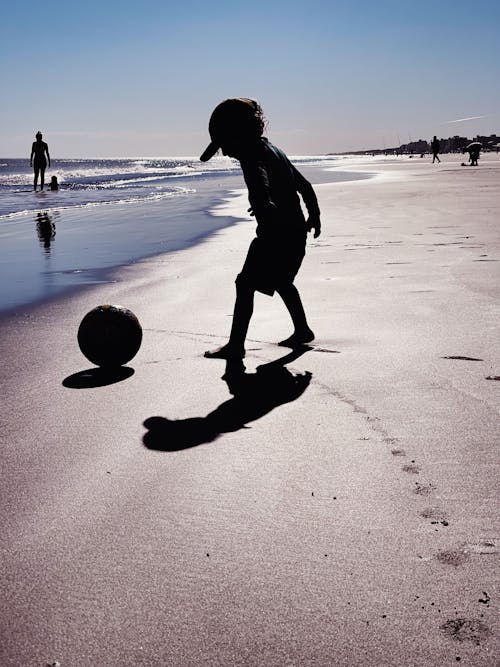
[{"xmin": 0, "ymin": 173, "xmax": 243, "ymax": 319}]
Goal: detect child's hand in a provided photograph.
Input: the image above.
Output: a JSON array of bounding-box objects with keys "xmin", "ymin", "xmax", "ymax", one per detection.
[{"xmin": 307, "ymin": 216, "xmax": 321, "ymax": 238}]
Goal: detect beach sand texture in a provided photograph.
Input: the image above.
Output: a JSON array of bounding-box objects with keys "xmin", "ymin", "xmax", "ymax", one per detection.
[{"xmin": 1, "ymin": 154, "xmax": 499, "ymax": 666}]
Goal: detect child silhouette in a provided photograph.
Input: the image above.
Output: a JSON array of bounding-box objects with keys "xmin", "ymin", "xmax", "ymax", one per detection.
[{"xmin": 200, "ymin": 98, "xmax": 321, "ymax": 359}]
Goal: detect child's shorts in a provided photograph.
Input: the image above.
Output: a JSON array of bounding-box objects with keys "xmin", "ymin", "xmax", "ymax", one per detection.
[{"xmin": 236, "ymin": 232, "xmax": 306, "ymax": 296}]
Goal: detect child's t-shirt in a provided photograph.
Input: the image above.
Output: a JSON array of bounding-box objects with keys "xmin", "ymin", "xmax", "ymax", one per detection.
[{"xmin": 240, "ymin": 138, "xmax": 320, "ymax": 236}]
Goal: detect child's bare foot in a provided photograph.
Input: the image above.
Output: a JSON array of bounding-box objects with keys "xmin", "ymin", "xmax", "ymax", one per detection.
[
  {"xmin": 278, "ymin": 328, "xmax": 315, "ymax": 348},
  {"xmin": 204, "ymin": 343, "xmax": 246, "ymax": 359}
]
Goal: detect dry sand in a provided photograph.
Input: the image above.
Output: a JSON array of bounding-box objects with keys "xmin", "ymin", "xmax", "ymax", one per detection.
[{"xmin": 1, "ymin": 154, "xmax": 499, "ymax": 666}]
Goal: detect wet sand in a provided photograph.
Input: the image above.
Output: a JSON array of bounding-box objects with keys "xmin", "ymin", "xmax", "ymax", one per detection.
[{"xmin": 1, "ymin": 154, "xmax": 499, "ymax": 665}]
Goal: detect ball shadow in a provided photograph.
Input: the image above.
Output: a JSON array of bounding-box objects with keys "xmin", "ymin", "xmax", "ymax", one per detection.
[{"xmin": 63, "ymin": 366, "xmax": 135, "ymax": 388}]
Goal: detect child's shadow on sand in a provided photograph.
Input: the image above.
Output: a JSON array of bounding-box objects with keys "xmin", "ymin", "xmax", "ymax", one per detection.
[{"xmin": 143, "ymin": 348, "xmax": 312, "ymax": 451}]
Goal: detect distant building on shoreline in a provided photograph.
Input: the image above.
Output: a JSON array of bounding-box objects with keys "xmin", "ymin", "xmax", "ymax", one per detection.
[{"xmin": 331, "ymin": 133, "xmax": 500, "ymax": 156}]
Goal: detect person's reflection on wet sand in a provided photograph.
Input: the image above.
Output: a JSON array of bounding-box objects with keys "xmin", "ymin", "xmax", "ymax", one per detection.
[{"xmin": 36, "ymin": 211, "xmax": 56, "ymax": 252}]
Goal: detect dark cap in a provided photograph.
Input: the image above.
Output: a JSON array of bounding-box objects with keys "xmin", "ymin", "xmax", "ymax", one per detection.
[
  {"xmin": 200, "ymin": 141, "xmax": 219, "ymax": 162},
  {"xmin": 200, "ymin": 98, "xmax": 264, "ymax": 161}
]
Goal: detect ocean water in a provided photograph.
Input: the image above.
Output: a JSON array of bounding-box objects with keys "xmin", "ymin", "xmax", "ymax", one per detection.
[
  {"xmin": 0, "ymin": 156, "xmax": 343, "ymax": 218},
  {"xmin": 0, "ymin": 155, "xmax": 362, "ymax": 315}
]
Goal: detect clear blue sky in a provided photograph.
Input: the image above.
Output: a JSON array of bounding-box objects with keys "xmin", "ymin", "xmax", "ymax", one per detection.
[{"xmin": 1, "ymin": 0, "xmax": 499, "ymax": 157}]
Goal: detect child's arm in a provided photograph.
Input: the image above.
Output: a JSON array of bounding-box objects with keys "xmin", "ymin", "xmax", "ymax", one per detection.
[
  {"xmin": 290, "ymin": 165, "xmax": 321, "ymax": 238},
  {"xmin": 240, "ymin": 159, "xmax": 278, "ymax": 228}
]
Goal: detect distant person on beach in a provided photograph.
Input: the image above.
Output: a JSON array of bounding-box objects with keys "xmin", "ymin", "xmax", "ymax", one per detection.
[
  {"xmin": 30, "ymin": 131, "xmax": 51, "ymax": 191},
  {"xmin": 48, "ymin": 175, "xmax": 59, "ymax": 191},
  {"xmin": 468, "ymin": 146, "xmax": 480, "ymax": 166},
  {"xmin": 461, "ymin": 144, "xmax": 481, "ymax": 167},
  {"xmin": 431, "ymin": 136, "xmax": 441, "ymax": 163},
  {"xmin": 200, "ymin": 98, "xmax": 321, "ymax": 360}
]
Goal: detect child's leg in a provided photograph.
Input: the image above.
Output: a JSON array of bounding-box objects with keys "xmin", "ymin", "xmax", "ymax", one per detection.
[
  {"xmin": 276, "ymin": 283, "xmax": 314, "ymax": 346},
  {"xmin": 229, "ymin": 283, "xmax": 254, "ymax": 349},
  {"xmin": 205, "ymin": 282, "xmax": 254, "ymax": 359}
]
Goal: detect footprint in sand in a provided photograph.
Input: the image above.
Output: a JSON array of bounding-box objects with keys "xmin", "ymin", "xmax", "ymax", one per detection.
[
  {"xmin": 436, "ymin": 547, "xmax": 470, "ymax": 567},
  {"xmin": 382, "ymin": 437, "xmax": 407, "ymax": 457},
  {"xmin": 414, "ymin": 482, "xmax": 436, "ymax": 496},
  {"xmin": 465, "ymin": 539, "xmax": 500, "ymax": 554},
  {"xmin": 440, "ymin": 618, "xmax": 491, "ymax": 645},
  {"xmin": 403, "ymin": 463, "xmax": 421, "ymax": 474},
  {"xmin": 421, "ymin": 507, "xmax": 449, "ymax": 526},
  {"xmin": 391, "ymin": 448, "xmax": 407, "ymax": 457}
]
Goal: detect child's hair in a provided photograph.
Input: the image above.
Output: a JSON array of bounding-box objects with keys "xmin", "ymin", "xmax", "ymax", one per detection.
[{"xmin": 209, "ymin": 98, "xmax": 266, "ymax": 143}]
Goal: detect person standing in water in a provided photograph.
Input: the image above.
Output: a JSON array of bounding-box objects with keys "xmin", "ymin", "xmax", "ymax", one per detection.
[
  {"xmin": 200, "ymin": 98, "xmax": 321, "ymax": 360},
  {"xmin": 30, "ymin": 131, "xmax": 51, "ymax": 190}
]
